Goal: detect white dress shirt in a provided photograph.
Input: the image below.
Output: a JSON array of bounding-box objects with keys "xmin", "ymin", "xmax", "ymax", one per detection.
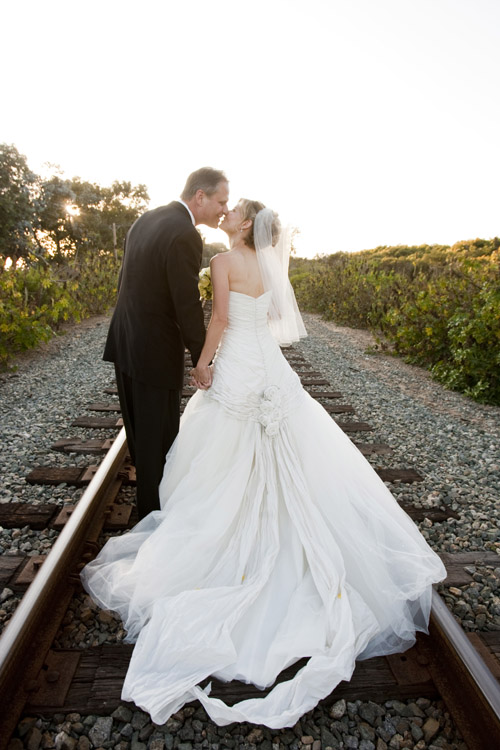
[{"xmin": 178, "ymin": 199, "xmax": 195, "ymax": 226}]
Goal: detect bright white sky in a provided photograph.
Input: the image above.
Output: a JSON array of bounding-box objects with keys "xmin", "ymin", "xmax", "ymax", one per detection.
[{"xmin": 2, "ymin": 0, "xmax": 499, "ymax": 257}]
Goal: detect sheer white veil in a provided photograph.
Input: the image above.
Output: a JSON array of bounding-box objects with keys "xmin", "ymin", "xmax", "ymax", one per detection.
[{"xmin": 254, "ymin": 207, "xmax": 307, "ymax": 346}]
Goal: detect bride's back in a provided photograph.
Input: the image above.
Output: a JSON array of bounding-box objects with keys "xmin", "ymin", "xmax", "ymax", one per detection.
[{"xmin": 226, "ymin": 247, "xmax": 265, "ymax": 299}]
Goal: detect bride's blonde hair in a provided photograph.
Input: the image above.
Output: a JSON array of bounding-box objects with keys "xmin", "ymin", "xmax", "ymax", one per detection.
[{"xmin": 239, "ymin": 199, "xmax": 281, "ymax": 249}]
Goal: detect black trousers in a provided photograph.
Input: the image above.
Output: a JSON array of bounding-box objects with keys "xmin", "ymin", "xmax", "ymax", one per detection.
[{"xmin": 114, "ymin": 366, "xmax": 181, "ymax": 520}]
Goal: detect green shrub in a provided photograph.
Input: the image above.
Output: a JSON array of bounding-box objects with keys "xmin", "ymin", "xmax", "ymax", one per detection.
[
  {"xmin": 0, "ymin": 251, "xmax": 119, "ymax": 367},
  {"xmin": 291, "ymin": 240, "xmax": 500, "ymax": 404}
]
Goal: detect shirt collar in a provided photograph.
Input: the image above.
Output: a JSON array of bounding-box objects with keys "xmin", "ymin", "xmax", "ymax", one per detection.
[{"xmin": 178, "ymin": 199, "xmax": 195, "ymax": 226}]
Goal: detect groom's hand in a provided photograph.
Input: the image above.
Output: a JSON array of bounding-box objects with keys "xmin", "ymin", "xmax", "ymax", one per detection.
[{"xmin": 190, "ymin": 364, "xmax": 212, "ymax": 390}]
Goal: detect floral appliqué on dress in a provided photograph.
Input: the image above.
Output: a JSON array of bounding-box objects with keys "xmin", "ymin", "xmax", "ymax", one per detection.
[{"xmin": 257, "ymin": 385, "xmax": 283, "ymax": 436}]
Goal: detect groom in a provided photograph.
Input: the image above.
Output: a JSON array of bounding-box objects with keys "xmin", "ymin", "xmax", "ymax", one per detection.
[{"xmin": 104, "ymin": 167, "xmax": 229, "ymax": 519}]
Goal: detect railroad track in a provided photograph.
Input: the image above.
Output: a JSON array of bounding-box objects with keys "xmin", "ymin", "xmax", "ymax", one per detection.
[{"xmin": 1, "ymin": 335, "xmax": 499, "ymax": 749}]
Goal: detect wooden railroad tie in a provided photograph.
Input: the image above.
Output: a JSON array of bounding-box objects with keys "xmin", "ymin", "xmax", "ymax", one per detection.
[
  {"xmin": 0, "ymin": 501, "xmax": 133, "ymax": 535},
  {"xmin": 310, "ymin": 390, "xmax": 343, "ymax": 398},
  {"xmin": 51, "ymin": 438, "xmax": 114, "ymax": 454},
  {"xmin": 302, "ymin": 378, "xmax": 331, "ymax": 386},
  {"xmin": 71, "ymin": 416, "xmax": 123, "ymax": 429},
  {"xmin": 102, "ymin": 390, "xmax": 196, "ymax": 401},
  {"xmin": 50, "ymin": 503, "xmax": 133, "ymax": 532},
  {"xmin": 22, "ymin": 631, "xmax": 500, "ymax": 716},
  {"xmin": 376, "ymin": 468, "xmax": 424, "ymax": 483},
  {"xmin": 354, "ymin": 442, "xmax": 394, "ymax": 456},
  {"xmin": 87, "ymin": 403, "xmax": 121, "ymax": 412},
  {"xmin": 322, "ymin": 404, "xmax": 356, "ymax": 414},
  {"xmin": 0, "ymin": 556, "xmax": 27, "ymax": 589},
  {"xmin": 337, "ymin": 421, "xmax": 373, "ymax": 433},
  {"xmin": 401, "ymin": 504, "xmax": 460, "ymax": 522},
  {"xmin": 24, "ymin": 639, "xmax": 441, "ymax": 714},
  {"xmin": 440, "ymin": 552, "xmax": 500, "ymax": 586},
  {"xmin": 25, "ymin": 464, "xmax": 136, "ymax": 487},
  {"xmin": 0, "ymin": 503, "xmax": 57, "ymax": 530}
]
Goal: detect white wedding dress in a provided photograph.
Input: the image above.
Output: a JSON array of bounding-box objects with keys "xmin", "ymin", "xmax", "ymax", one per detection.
[{"xmin": 81, "ymin": 290, "xmax": 446, "ymax": 728}]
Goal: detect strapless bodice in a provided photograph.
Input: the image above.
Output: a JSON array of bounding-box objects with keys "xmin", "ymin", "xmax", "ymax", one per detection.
[
  {"xmin": 225, "ymin": 290, "xmax": 273, "ymax": 332},
  {"xmin": 204, "ymin": 289, "xmax": 304, "ymax": 427}
]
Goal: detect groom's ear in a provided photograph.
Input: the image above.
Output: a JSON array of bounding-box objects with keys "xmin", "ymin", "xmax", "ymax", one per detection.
[{"xmin": 194, "ymin": 189, "xmax": 206, "ymax": 206}]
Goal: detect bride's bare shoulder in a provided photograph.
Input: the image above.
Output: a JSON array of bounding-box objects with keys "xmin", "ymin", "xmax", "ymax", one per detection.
[
  {"xmin": 210, "ymin": 251, "xmax": 231, "ymax": 267},
  {"xmin": 211, "ymin": 249, "xmax": 242, "ymax": 269}
]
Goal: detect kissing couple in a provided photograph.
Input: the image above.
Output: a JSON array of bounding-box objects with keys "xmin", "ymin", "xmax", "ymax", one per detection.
[{"xmin": 81, "ymin": 167, "xmax": 445, "ymax": 728}]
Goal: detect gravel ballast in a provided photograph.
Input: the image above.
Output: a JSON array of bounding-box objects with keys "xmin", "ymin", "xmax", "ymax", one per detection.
[
  {"xmin": 0, "ymin": 316, "xmax": 116, "ymax": 509},
  {"xmin": 10, "ymin": 698, "xmax": 467, "ymax": 750},
  {"xmin": 0, "ymin": 317, "xmax": 117, "ymax": 632}
]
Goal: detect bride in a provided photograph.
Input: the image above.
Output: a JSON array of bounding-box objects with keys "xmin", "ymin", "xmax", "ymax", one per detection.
[{"xmin": 81, "ymin": 199, "xmax": 446, "ymax": 728}]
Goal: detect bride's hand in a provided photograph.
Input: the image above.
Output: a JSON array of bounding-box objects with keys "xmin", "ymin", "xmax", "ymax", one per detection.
[{"xmin": 190, "ymin": 364, "xmax": 212, "ymax": 390}]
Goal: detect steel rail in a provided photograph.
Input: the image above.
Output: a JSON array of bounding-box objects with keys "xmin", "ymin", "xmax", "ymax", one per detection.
[
  {"xmin": 0, "ymin": 427, "xmax": 127, "ymax": 742},
  {"xmin": 427, "ymin": 589, "xmax": 500, "ymax": 747}
]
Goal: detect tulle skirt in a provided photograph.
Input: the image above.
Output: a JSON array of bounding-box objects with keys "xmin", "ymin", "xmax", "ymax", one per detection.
[{"xmin": 81, "ymin": 387, "xmax": 446, "ymax": 727}]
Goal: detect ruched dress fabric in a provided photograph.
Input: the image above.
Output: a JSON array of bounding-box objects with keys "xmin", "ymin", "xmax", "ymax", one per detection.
[{"xmin": 81, "ymin": 290, "xmax": 446, "ymax": 728}]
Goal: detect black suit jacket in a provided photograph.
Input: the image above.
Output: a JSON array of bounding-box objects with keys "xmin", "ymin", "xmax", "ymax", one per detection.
[{"xmin": 103, "ymin": 201, "xmax": 206, "ymax": 389}]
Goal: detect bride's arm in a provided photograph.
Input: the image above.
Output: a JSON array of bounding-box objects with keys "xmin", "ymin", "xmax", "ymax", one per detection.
[{"xmin": 191, "ymin": 254, "xmax": 230, "ymax": 389}]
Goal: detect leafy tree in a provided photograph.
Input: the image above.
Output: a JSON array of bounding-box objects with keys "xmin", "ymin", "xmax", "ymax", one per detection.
[
  {"xmin": 0, "ymin": 142, "xmax": 150, "ymax": 266},
  {"xmin": 80, "ymin": 179, "xmax": 149, "ymax": 254},
  {"xmin": 35, "ymin": 176, "xmax": 149, "ymax": 260},
  {"xmin": 35, "ymin": 175, "xmax": 77, "ymax": 260},
  {"xmin": 202, "ymin": 241, "xmax": 227, "ymax": 267},
  {"xmin": 0, "ymin": 143, "xmax": 38, "ymax": 263}
]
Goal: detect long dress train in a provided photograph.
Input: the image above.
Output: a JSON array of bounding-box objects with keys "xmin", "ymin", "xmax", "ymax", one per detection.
[{"xmin": 81, "ymin": 290, "xmax": 446, "ymax": 728}]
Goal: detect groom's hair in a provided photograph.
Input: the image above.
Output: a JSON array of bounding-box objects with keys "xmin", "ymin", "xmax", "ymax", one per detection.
[{"xmin": 181, "ymin": 168, "xmax": 227, "ymax": 201}]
